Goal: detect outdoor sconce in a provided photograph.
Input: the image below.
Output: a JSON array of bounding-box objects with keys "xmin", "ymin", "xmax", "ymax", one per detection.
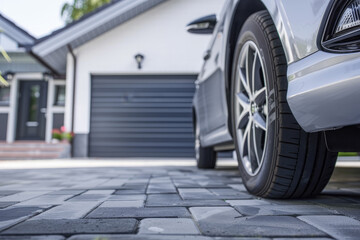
[
  {"xmin": 134, "ymin": 54, "xmax": 144, "ymax": 69},
  {"xmin": 43, "ymin": 72, "xmax": 52, "ymax": 81},
  {"xmin": 5, "ymin": 71, "xmax": 14, "ymax": 80}
]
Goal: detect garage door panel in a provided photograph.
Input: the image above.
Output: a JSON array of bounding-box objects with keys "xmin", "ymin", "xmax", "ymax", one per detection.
[
  {"xmin": 91, "ymin": 152, "xmax": 194, "ymax": 158},
  {"xmin": 94, "ymin": 98, "xmax": 192, "ymax": 103},
  {"xmin": 92, "ymin": 92, "xmax": 194, "ymax": 98},
  {"xmin": 91, "ymin": 115, "xmax": 192, "ymax": 121},
  {"xmin": 90, "ymin": 132, "xmax": 194, "ymax": 139},
  {"xmin": 90, "ymin": 122, "xmax": 192, "ymax": 128},
  {"xmin": 91, "ymin": 102, "xmax": 192, "ymax": 108},
  {"xmin": 91, "ymin": 128, "xmax": 193, "ymax": 133},
  {"xmin": 92, "ymin": 108, "xmax": 192, "ymax": 114},
  {"xmin": 92, "ymin": 84, "xmax": 195, "ymax": 89},
  {"xmin": 91, "ymin": 141, "xmax": 194, "ymax": 147},
  {"xmin": 89, "ymin": 75, "xmax": 197, "ymax": 157},
  {"xmin": 91, "ymin": 147, "xmax": 194, "ymax": 153}
]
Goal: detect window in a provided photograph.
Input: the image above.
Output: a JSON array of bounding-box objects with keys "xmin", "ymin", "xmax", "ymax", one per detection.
[
  {"xmin": 0, "ymin": 87, "xmax": 10, "ymax": 106},
  {"xmin": 54, "ymin": 85, "xmax": 65, "ymax": 106}
]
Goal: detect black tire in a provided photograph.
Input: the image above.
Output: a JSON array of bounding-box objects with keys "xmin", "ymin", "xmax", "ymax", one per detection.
[
  {"xmin": 194, "ymin": 117, "xmax": 217, "ymax": 169},
  {"xmin": 231, "ymin": 11, "xmax": 338, "ymax": 199}
]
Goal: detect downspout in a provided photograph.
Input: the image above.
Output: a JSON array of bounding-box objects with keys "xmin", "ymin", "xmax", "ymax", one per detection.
[{"xmin": 67, "ymin": 44, "xmax": 77, "ymax": 134}]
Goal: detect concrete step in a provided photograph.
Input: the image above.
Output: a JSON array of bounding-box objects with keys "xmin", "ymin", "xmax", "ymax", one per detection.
[
  {"xmin": 0, "ymin": 152, "xmax": 61, "ymax": 160},
  {"xmin": 0, "ymin": 147, "xmax": 64, "ymax": 152},
  {"xmin": 0, "ymin": 142, "xmax": 71, "ymax": 160}
]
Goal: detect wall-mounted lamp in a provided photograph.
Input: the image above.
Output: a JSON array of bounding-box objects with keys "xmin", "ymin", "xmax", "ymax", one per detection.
[
  {"xmin": 5, "ymin": 72, "xmax": 14, "ymax": 81},
  {"xmin": 43, "ymin": 72, "xmax": 52, "ymax": 81},
  {"xmin": 134, "ymin": 54, "xmax": 145, "ymax": 69}
]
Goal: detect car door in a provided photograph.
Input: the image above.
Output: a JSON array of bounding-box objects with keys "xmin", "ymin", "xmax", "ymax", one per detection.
[{"xmin": 195, "ymin": 0, "xmax": 232, "ymax": 147}]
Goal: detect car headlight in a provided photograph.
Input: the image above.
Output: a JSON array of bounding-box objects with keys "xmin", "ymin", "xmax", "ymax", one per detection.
[
  {"xmin": 322, "ymin": 0, "xmax": 360, "ymax": 52},
  {"xmin": 335, "ymin": 0, "xmax": 360, "ymax": 34}
]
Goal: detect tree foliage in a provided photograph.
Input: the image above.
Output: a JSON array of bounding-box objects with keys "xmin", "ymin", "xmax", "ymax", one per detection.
[{"xmin": 61, "ymin": 0, "xmax": 111, "ymax": 24}]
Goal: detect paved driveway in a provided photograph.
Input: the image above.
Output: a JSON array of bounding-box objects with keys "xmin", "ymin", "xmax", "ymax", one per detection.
[{"xmin": 0, "ymin": 159, "xmax": 359, "ymax": 240}]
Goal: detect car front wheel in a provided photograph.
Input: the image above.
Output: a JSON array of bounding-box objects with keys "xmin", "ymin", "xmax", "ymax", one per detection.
[{"xmin": 231, "ymin": 11, "xmax": 338, "ymax": 198}]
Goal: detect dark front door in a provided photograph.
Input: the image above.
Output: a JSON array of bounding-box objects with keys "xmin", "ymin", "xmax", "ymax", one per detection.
[{"xmin": 17, "ymin": 81, "xmax": 48, "ymax": 140}]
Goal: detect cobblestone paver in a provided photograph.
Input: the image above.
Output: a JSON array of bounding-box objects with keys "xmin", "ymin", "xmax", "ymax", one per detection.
[{"xmin": 0, "ymin": 163, "xmax": 359, "ymax": 239}]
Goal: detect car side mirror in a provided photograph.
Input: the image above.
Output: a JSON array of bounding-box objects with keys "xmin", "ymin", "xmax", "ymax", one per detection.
[{"xmin": 186, "ymin": 14, "xmax": 217, "ymax": 34}]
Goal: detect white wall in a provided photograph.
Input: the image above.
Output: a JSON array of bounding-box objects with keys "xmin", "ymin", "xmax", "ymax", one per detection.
[{"xmin": 70, "ymin": 0, "xmax": 225, "ymax": 134}]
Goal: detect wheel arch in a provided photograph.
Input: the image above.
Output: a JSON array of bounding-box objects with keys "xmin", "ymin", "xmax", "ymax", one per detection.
[
  {"xmin": 192, "ymin": 106, "xmax": 196, "ymax": 135},
  {"xmin": 225, "ymin": 0, "xmax": 267, "ymax": 134}
]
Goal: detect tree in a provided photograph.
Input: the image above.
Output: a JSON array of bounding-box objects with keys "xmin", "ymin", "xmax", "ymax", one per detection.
[{"xmin": 61, "ymin": 0, "xmax": 111, "ymax": 24}]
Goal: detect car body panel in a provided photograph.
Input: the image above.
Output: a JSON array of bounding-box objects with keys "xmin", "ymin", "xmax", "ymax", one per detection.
[{"xmin": 287, "ymin": 51, "xmax": 360, "ymax": 132}]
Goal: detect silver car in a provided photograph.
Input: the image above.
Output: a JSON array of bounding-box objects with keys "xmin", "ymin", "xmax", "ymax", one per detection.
[{"xmin": 188, "ymin": 0, "xmax": 360, "ymax": 198}]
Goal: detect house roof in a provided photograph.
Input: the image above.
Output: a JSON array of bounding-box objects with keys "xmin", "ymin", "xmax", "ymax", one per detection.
[
  {"xmin": 0, "ymin": 13, "xmax": 36, "ymax": 46},
  {"xmin": 31, "ymin": 0, "xmax": 167, "ymax": 75}
]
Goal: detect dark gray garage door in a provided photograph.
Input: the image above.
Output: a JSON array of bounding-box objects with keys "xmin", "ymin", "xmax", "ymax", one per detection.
[{"xmin": 89, "ymin": 75, "xmax": 196, "ymax": 157}]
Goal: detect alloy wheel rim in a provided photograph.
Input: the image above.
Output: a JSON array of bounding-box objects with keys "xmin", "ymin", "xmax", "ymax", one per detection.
[{"xmin": 234, "ymin": 41, "xmax": 268, "ymax": 176}]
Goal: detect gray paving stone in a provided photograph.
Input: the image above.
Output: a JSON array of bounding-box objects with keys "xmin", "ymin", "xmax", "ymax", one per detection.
[
  {"xmin": 139, "ymin": 218, "xmax": 200, "ymax": 234},
  {"xmin": 67, "ymin": 234, "xmax": 265, "ymax": 240},
  {"xmin": 263, "ymin": 199, "xmax": 313, "ymax": 206},
  {"xmin": 208, "ymin": 188, "xmax": 246, "ymax": 196},
  {"xmin": 67, "ymin": 194, "xmax": 109, "ymax": 202},
  {"xmin": 0, "ymin": 191, "xmax": 49, "ymax": 202},
  {"xmin": 190, "ymin": 207, "xmax": 326, "ymax": 237},
  {"xmin": 0, "ymin": 236, "xmax": 65, "ymax": 240},
  {"xmin": 83, "ymin": 190, "xmax": 114, "ymax": 195},
  {"xmin": 298, "ymin": 215, "xmax": 360, "ymax": 240},
  {"xmin": 234, "ymin": 204, "xmax": 336, "ymax": 216},
  {"xmin": 67, "ymin": 235, "xmax": 213, "ymax": 240},
  {"xmin": 94, "ymin": 179, "xmax": 127, "ymax": 189},
  {"xmin": 87, "ymin": 207, "xmax": 190, "ymax": 218},
  {"xmin": 32, "ymin": 201, "xmax": 101, "ymax": 220},
  {"xmin": 226, "ymin": 200, "xmax": 270, "ymax": 206},
  {"xmin": 46, "ymin": 190, "xmax": 85, "ymax": 195},
  {"xmin": 68, "ymin": 179, "xmax": 110, "ymax": 190},
  {"xmin": 323, "ymin": 203, "xmax": 360, "ymax": 221},
  {"xmin": 0, "ymin": 207, "xmax": 44, "ymax": 222},
  {"xmin": 0, "ymin": 202, "xmax": 17, "ymax": 209},
  {"xmin": 173, "ymin": 180, "xmax": 201, "ymax": 188},
  {"xmin": 99, "ymin": 200, "xmax": 144, "ymax": 208},
  {"xmin": 114, "ymin": 189, "xmax": 146, "ymax": 194},
  {"xmin": 15, "ymin": 194, "xmax": 73, "ymax": 206},
  {"xmin": 0, "ymin": 191, "xmax": 19, "ymax": 197},
  {"xmin": 208, "ymin": 188, "xmax": 253, "ymax": 199},
  {"xmin": 197, "ymin": 181, "xmax": 230, "ymax": 188},
  {"xmin": 227, "ymin": 184, "xmax": 247, "ymax": 191},
  {"xmin": 3, "ymin": 219, "xmax": 138, "ymax": 235},
  {"xmin": 178, "ymin": 189, "xmax": 217, "ymax": 200},
  {"xmin": 147, "ymin": 184, "xmax": 177, "ymax": 194},
  {"xmin": 146, "ymin": 194, "xmax": 228, "ymax": 207},
  {"xmin": 305, "ymin": 195, "xmax": 355, "ymax": 204},
  {"xmin": 107, "ymin": 194, "xmax": 146, "ymax": 201},
  {"xmin": 0, "ymin": 207, "xmax": 45, "ymax": 231}
]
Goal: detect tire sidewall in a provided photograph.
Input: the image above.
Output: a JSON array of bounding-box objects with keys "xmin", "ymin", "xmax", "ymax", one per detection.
[{"xmin": 231, "ymin": 15, "xmax": 278, "ymax": 195}]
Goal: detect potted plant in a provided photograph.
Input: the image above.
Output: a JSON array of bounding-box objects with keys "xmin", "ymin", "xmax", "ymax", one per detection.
[{"xmin": 51, "ymin": 126, "xmax": 74, "ymax": 143}]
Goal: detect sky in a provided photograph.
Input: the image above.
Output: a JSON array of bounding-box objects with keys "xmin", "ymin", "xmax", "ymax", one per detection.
[{"xmin": 0, "ymin": 0, "xmax": 68, "ymax": 38}]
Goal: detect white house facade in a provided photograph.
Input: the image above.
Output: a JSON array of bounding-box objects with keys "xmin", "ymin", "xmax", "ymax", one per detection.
[{"xmin": 1, "ymin": 0, "xmax": 225, "ymax": 158}]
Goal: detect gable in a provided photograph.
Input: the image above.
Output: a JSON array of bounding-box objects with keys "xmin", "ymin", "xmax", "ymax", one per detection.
[
  {"xmin": 32, "ymin": 0, "xmax": 167, "ymax": 75},
  {"xmin": 0, "ymin": 14, "xmax": 35, "ymax": 47}
]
